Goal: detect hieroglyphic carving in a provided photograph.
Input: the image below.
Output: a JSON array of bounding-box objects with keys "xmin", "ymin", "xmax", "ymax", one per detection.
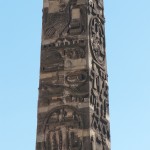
[
  {"xmin": 38, "ymin": 75, "xmax": 64, "ymax": 106},
  {"xmin": 40, "ymin": 38, "xmax": 87, "ymax": 73},
  {"xmin": 64, "ymin": 46, "xmax": 85, "ymax": 59},
  {"xmin": 89, "ymin": 0, "xmax": 104, "ymax": 16},
  {"xmin": 65, "ymin": 70, "xmax": 88, "ymax": 87},
  {"xmin": 39, "ymin": 69, "xmax": 89, "ymax": 106},
  {"xmin": 42, "ymin": 0, "xmax": 87, "ymax": 40},
  {"xmin": 43, "ymin": 7, "xmax": 69, "ymax": 39},
  {"xmin": 88, "ymin": 0, "xmax": 110, "ymax": 149},
  {"xmin": 89, "ymin": 16, "xmax": 105, "ymax": 65},
  {"xmin": 36, "ymin": 0, "xmax": 110, "ymax": 150},
  {"xmin": 43, "ymin": 106, "xmax": 83, "ymax": 150},
  {"xmin": 65, "ymin": 70, "xmax": 89, "ymax": 97},
  {"xmin": 68, "ymin": 5, "xmax": 87, "ymax": 35},
  {"xmin": 90, "ymin": 62, "xmax": 110, "ymax": 149}
]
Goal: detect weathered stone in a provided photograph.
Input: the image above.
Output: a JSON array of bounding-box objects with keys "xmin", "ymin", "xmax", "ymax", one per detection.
[{"xmin": 36, "ymin": 0, "xmax": 111, "ymax": 150}]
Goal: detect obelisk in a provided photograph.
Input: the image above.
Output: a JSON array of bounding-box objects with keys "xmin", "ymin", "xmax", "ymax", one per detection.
[{"xmin": 36, "ymin": 0, "xmax": 111, "ymax": 150}]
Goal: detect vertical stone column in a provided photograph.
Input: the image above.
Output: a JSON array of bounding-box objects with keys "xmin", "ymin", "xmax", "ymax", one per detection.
[
  {"xmin": 36, "ymin": 0, "xmax": 110, "ymax": 150},
  {"xmin": 88, "ymin": 1, "xmax": 111, "ymax": 150}
]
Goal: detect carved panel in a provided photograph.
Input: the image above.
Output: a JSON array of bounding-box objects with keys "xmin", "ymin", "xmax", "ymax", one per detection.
[
  {"xmin": 89, "ymin": 60, "xmax": 110, "ymax": 149},
  {"xmin": 88, "ymin": 1, "xmax": 110, "ymax": 148},
  {"xmin": 65, "ymin": 70, "xmax": 89, "ymax": 97},
  {"xmin": 43, "ymin": 8, "xmax": 69, "ymax": 39},
  {"xmin": 89, "ymin": 0, "xmax": 104, "ymax": 16},
  {"xmin": 64, "ymin": 46, "xmax": 85, "ymax": 59},
  {"xmin": 89, "ymin": 16, "xmax": 105, "ymax": 65},
  {"xmin": 41, "ymin": 50, "xmax": 64, "ymax": 72},
  {"xmin": 42, "ymin": 1, "xmax": 87, "ymax": 40},
  {"xmin": 37, "ymin": 0, "xmax": 110, "ymax": 150},
  {"xmin": 68, "ymin": 5, "xmax": 87, "ymax": 35},
  {"xmin": 38, "ymin": 75, "xmax": 64, "ymax": 106},
  {"xmin": 41, "ymin": 38, "xmax": 87, "ymax": 73},
  {"xmin": 39, "ymin": 69, "xmax": 89, "ymax": 106},
  {"xmin": 43, "ymin": 106, "xmax": 83, "ymax": 150},
  {"xmin": 65, "ymin": 70, "xmax": 88, "ymax": 86}
]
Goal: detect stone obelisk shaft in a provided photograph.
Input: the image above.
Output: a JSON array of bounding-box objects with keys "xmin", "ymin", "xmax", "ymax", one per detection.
[{"xmin": 36, "ymin": 0, "xmax": 111, "ymax": 150}]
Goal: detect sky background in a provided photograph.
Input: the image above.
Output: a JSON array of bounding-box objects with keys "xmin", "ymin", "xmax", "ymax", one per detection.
[{"xmin": 0, "ymin": 0, "xmax": 150, "ymax": 150}]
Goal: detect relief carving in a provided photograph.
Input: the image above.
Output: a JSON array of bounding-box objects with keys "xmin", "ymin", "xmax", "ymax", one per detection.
[
  {"xmin": 65, "ymin": 70, "xmax": 88, "ymax": 86},
  {"xmin": 95, "ymin": 0, "xmax": 103, "ymax": 9},
  {"xmin": 39, "ymin": 69, "xmax": 89, "ymax": 106},
  {"xmin": 91, "ymin": 113, "xmax": 110, "ymax": 149},
  {"xmin": 68, "ymin": 5, "xmax": 87, "ymax": 35},
  {"xmin": 41, "ymin": 50, "xmax": 64, "ymax": 72},
  {"xmin": 89, "ymin": 17, "xmax": 106, "ymax": 65},
  {"xmin": 38, "ymin": 75, "xmax": 64, "ymax": 107},
  {"xmin": 89, "ymin": 57, "xmax": 110, "ymax": 149},
  {"xmin": 64, "ymin": 46, "xmax": 85, "ymax": 59},
  {"xmin": 37, "ymin": 0, "xmax": 110, "ymax": 150},
  {"xmin": 41, "ymin": 38, "xmax": 86, "ymax": 73},
  {"xmin": 89, "ymin": 0, "xmax": 104, "ymax": 16},
  {"xmin": 42, "ymin": 38, "xmax": 86, "ymax": 50},
  {"xmin": 65, "ymin": 95, "xmax": 89, "ymax": 103},
  {"xmin": 42, "ymin": 0, "xmax": 70, "ymax": 39},
  {"xmin": 65, "ymin": 70, "xmax": 89, "ymax": 96},
  {"xmin": 42, "ymin": 0, "xmax": 87, "ymax": 39},
  {"xmin": 43, "ymin": 106, "xmax": 83, "ymax": 150}
]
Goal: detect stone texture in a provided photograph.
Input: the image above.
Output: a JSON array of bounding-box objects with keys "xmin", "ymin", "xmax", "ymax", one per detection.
[{"xmin": 36, "ymin": 0, "xmax": 111, "ymax": 150}]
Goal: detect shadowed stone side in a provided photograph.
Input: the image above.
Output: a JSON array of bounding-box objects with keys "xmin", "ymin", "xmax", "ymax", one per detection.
[{"xmin": 36, "ymin": 0, "xmax": 111, "ymax": 150}]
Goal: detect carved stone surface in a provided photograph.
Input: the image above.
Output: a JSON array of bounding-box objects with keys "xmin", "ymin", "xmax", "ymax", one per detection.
[
  {"xmin": 36, "ymin": 0, "xmax": 110, "ymax": 150},
  {"xmin": 42, "ymin": 0, "xmax": 87, "ymax": 40},
  {"xmin": 89, "ymin": 17, "xmax": 105, "ymax": 65},
  {"xmin": 43, "ymin": 106, "xmax": 83, "ymax": 150}
]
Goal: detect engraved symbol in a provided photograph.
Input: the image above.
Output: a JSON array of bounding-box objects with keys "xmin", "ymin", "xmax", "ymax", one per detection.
[{"xmin": 89, "ymin": 17, "xmax": 105, "ymax": 64}]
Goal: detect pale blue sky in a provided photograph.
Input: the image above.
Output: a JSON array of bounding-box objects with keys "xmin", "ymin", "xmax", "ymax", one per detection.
[{"xmin": 0, "ymin": 0, "xmax": 150, "ymax": 150}]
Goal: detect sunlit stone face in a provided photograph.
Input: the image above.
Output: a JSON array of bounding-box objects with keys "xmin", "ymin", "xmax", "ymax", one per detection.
[
  {"xmin": 72, "ymin": 8, "xmax": 80, "ymax": 20},
  {"xmin": 36, "ymin": 0, "xmax": 110, "ymax": 149}
]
